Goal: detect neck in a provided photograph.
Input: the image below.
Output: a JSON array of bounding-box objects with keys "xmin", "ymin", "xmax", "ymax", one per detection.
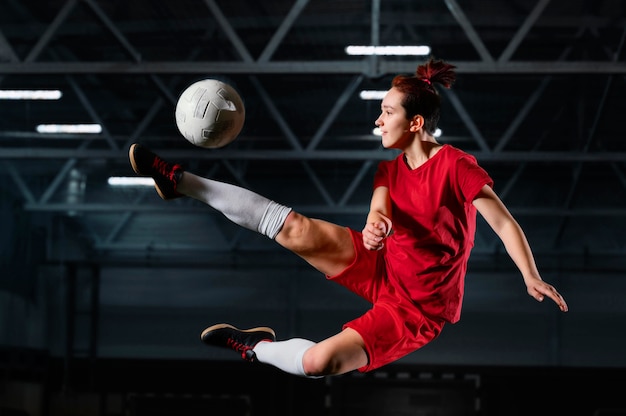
[{"xmin": 403, "ymin": 138, "xmax": 442, "ymax": 169}]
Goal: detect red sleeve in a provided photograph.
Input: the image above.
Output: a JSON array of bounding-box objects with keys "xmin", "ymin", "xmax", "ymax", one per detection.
[
  {"xmin": 373, "ymin": 159, "xmax": 391, "ymax": 189},
  {"xmin": 455, "ymin": 154, "xmax": 494, "ymax": 203}
]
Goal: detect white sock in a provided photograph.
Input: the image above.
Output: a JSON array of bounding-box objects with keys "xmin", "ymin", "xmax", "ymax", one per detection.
[
  {"xmin": 179, "ymin": 172, "xmax": 291, "ymax": 239},
  {"xmin": 253, "ymin": 338, "xmax": 319, "ymax": 378}
]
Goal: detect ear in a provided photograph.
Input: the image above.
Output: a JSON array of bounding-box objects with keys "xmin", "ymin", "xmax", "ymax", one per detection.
[{"xmin": 409, "ymin": 115, "xmax": 424, "ymax": 132}]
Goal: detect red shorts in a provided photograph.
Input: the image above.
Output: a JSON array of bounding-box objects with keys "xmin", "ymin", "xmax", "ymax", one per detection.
[{"xmin": 327, "ymin": 228, "xmax": 445, "ymax": 372}]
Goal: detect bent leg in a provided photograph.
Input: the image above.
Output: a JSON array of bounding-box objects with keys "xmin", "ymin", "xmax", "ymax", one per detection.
[
  {"xmin": 253, "ymin": 328, "xmax": 367, "ymax": 377},
  {"xmin": 301, "ymin": 328, "xmax": 368, "ymax": 376}
]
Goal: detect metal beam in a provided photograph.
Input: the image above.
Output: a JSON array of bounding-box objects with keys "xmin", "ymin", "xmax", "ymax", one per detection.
[
  {"xmin": 2, "ymin": 61, "xmax": 626, "ymax": 75},
  {"xmin": 22, "ymin": 203, "xmax": 626, "ymax": 217},
  {"xmin": 3, "ymin": 148, "xmax": 626, "ymax": 162}
]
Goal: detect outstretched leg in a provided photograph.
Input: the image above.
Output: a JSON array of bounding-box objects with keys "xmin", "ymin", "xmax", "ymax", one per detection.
[
  {"xmin": 179, "ymin": 171, "xmax": 356, "ymax": 275},
  {"xmin": 129, "ymin": 143, "xmax": 356, "ymax": 276},
  {"xmin": 178, "ymin": 171, "xmax": 291, "ymax": 240},
  {"xmin": 129, "ymin": 143, "xmax": 291, "ymax": 239}
]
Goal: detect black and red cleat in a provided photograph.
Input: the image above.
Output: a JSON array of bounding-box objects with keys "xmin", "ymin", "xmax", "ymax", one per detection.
[
  {"xmin": 201, "ymin": 323, "xmax": 276, "ymax": 362},
  {"xmin": 128, "ymin": 143, "xmax": 184, "ymax": 200}
]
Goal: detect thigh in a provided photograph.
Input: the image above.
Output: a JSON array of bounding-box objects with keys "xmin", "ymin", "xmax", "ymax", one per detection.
[{"xmin": 275, "ymin": 211, "xmax": 355, "ymax": 277}]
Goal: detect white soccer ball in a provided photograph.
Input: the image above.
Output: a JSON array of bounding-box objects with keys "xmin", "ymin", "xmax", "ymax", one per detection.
[{"xmin": 174, "ymin": 79, "xmax": 245, "ymax": 149}]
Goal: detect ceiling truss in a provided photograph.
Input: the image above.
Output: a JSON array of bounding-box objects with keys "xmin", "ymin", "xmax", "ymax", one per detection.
[{"xmin": 0, "ymin": 0, "xmax": 625, "ymax": 269}]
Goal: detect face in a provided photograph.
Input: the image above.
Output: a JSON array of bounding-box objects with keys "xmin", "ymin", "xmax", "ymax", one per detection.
[{"xmin": 375, "ymin": 87, "xmax": 414, "ymax": 149}]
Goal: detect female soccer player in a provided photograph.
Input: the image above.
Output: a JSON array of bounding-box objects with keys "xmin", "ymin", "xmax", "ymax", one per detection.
[{"xmin": 129, "ymin": 58, "xmax": 568, "ymax": 378}]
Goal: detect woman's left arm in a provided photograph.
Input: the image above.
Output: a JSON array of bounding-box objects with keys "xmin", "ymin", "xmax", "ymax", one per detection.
[{"xmin": 473, "ymin": 185, "xmax": 568, "ymax": 312}]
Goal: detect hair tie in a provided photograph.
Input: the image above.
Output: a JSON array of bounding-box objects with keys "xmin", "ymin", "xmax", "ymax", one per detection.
[{"xmin": 422, "ymin": 78, "xmax": 432, "ymax": 85}]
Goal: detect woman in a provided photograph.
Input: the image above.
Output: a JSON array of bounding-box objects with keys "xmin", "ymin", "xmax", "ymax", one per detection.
[{"xmin": 129, "ymin": 58, "xmax": 568, "ymax": 378}]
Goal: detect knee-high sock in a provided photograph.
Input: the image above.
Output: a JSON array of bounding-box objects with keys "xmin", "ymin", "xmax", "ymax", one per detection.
[
  {"xmin": 253, "ymin": 338, "xmax": 320, "ymax": 378},
  {"xmin": 178, "ymin": 172, "xmax": 292, "ymax": 239}
]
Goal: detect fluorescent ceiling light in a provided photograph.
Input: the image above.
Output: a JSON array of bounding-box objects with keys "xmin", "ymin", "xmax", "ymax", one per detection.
[
  {"xmin": 108, "ymin": 177, "xmax": 155, "ymax": 187},
  {"xmin": 360, "ymin": 90, "xmax": 387, "ymax": 100},
  {"xmin": 345, "ymin": 45, "xmax": 431, "ymax": 56},
  {"xmin": 372, "ymin": 127, "xmax": 442, "ymax": 137},
  {"xmin": 36, "ymin": 124, "xmax": 102, "ymax": 134},
  {"xmin": 0, "ymin": 90, "xmax": 62, "ymax": 100}
]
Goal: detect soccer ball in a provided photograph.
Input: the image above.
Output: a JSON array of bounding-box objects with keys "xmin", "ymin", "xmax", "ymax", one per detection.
[{"xmin": 174, "ymin": 79, "xmax": 245, "ymax": 149}]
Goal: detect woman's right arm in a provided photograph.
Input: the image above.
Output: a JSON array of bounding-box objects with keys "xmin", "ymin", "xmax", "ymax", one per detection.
[{"xmin": 363, "ymin": 186, "xmax": 392, "ymax": 250}]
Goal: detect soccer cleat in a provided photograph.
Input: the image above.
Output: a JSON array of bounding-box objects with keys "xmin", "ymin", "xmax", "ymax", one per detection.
[
  {"xmin": 200, "ymin": 323, "xmax": 276, "ymax": 362},
  {"xmin": 128, "ymin": 143, "xmax": 184, "ymax": 200}
]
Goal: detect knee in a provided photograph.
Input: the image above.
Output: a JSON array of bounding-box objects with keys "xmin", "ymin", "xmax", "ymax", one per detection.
[
  {"xmin": 276, "ymin": 212, "xmax": 309, "ymax": 247},
  {"xmin": 301, "ymin": 346, "xmax": 342, "ymax": 377},
  {"xmin": 280, "ymin": 211, "xmax": 307, "ymax": 237}
]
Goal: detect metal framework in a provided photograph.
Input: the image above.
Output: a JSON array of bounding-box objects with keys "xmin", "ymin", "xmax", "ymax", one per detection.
[{"xmin": 1, "ymin": 0, "xmax": 625, "ymax": 270}]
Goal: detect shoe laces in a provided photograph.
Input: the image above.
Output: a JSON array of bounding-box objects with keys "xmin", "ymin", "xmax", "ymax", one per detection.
[
  {"xmin": 226, "ymin": 337, "xmax": 253, "ymax": 359},
  {"xmin": 226, "ymin": 336, "xmax": 273, "ymax": 360},
  {"xmin": 151, "ymin": 156, "xmax": 178, "ymax": 182}
]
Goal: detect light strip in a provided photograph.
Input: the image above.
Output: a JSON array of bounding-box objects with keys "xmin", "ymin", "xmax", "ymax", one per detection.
[
  {"xmin": 372, "ymin": 127, "xmax": 442, "ymax": 137},
  {"xmin": 345, "ymin": 45, "xmax": 431, "ymax": 56},
  {"xmin": 0, "ymin": 90, "xmax": 62, "ymax": 100},
  {"xmin": 36, "ymin": 124, "xmax": 102, "ymax": 134},
  {"xmin": 360, "ymin": 90, "xmax": 387, "ymax": 100},
  {"xmin": 108, "ymin": 177, "xmax": 154, "ymax": 187}
]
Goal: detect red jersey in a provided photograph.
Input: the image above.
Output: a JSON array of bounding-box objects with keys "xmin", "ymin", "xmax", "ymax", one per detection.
[{"xmin": 374, "ymin": 145, "xmax": 493, "ymax": 323}]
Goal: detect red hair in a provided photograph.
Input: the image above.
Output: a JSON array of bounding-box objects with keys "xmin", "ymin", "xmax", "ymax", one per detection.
[{"xmin": 391, "ymin": 58, "xmax": 456, "ymax": 134}]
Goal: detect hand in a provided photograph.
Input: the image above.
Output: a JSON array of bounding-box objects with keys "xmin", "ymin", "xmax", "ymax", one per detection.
[
  {"xmin": 362, "ymin": 221, "xmax": 388, "ymax": 251},
  {"xmin": 526, "ymin": 279, "xmax": 568, "ymax": 312}
]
